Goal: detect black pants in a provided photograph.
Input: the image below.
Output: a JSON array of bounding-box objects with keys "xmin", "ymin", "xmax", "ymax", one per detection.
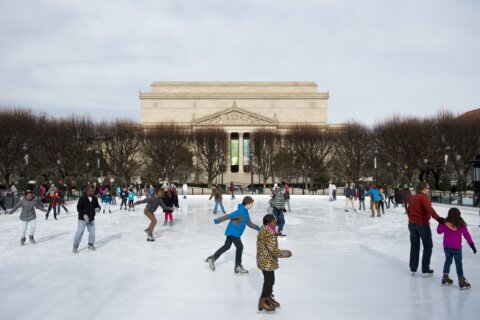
[
  {"xmin": 261, "ymin": 270, "xmax": 275, "ymax": 298},
  {"xmin": 46, "ymin": 206, "xmax": 57, "ymax": 219},
  {"xmin": 214, "ymin": 236, "xmax": 243, "ymax": 266},
  {"xmin": 120, "ymin": 199, "xmax": 127, "ymax": 208},
  {"xmin": 387, "ymin": 197, "xmax": 395, "ymax": 208},
  {"xmin": 408, "ymin": 223, "xmax": 433, "ymax": 273},
  {"xmin": 0, "ymin": 201, "xmax": 6, "ymax": 211}
]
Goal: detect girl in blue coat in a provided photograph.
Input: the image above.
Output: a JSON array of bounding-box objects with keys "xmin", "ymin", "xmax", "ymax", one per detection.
[{"xmin": 205, "ymin": 196, "xmax": 260, "ymax": 274}]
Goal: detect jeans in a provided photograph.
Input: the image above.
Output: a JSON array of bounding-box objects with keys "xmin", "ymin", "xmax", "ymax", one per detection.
[
  {"xmin": 46, "ymin": 205, "xmax": 57, "ymax": 219},
  {"xmin": 213, "ymin": 236, "xmax": 243, "ymax": 266},
  {"xmin": 74, "ymin": 220, "xmax": 95, "ymax": 245},
  {"xmin": 272, "ymin": 207, "xmax": 285, "ymax": 233},
  {"xmin": 261, "ymin": 270, "xmax": 275, "ymax": 298},
  {"xmin": 408, "ymin": 224, "xmax": 433, "ymax": 273},
  {"xmin": 213, "ymin": 200, "xmax": 225, "ymax": 214},
  {"xmin": 285, "ymin": 199, "xmax": 291, "ymax": 212},
  {"xmin": 21, "ymin": 219, "xmax": 36, "ymax": 238},
  {"xmin": 332, "ymin": 190, "xmax": 337, "ymax": 200},
  {"xmin": 358, "ymin": 199, "xmax": 365, "ymax": 210},
  {"xmin": 443, "ymin": 247, "xmax": 463, "ymax": 278}
]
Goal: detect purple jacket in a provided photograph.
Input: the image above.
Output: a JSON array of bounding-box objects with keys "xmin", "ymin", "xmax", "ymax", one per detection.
[{"xmin": 437, "ymin": 223, "xmax": 473, "ymax": 249}]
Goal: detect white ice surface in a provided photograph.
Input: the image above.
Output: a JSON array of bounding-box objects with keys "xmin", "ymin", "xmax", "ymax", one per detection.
[{"xmin": 0, "ymin": 195, "xmax": 479, "ymax": 320}]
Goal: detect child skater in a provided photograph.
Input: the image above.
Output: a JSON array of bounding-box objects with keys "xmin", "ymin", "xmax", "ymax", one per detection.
[
  {"xmin": 162, "ymin": 186, "xmax": 179, "ymax": 226},
  {"xmin": 7, "ymin": 190, "xmax": 47, "ymax": 245},
  {"xmin": 101, "ymin": 188, "xmax": 112, "ymax": 213},
  {"xmin": 119, "ymin": 187, "xmax": 128, "ymax": 210},
  {"xmin": 205, "ymin": 196, "xmax": 260, "ymax": 274},
  {"xmin": 437, "ymin": 207, "xmax": 476, "ymax": 289},
  {"xmin": 134, "ymin": 189, "xmax": 173, "ymax": 242},
  {"xmin": 256, "ymin": 214, "xmax": 292, "ymax": 312},
  {"xmin": 128, "ymin": 189, "xmax": 136, "ymax": 212}
]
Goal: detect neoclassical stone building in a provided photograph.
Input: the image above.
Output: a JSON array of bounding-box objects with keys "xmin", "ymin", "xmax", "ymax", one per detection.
[{"xmin": 139, "ymin": 81, "xmax": 336, "ymax": 184}]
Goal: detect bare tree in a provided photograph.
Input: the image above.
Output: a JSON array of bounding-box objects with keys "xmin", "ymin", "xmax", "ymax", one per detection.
[
  {"xmin": 333, "ymin": 122, "xmax": 372, "ymax": 183},
  {"xmin": 141, "ymin": 123, "xmax": 191, "ymax": 182},
  {"xmin": 252, "ymin": 129, "xmax": 281, "ymax": 187},
  {"xmin": 191, "ymin": 128, "xmax": 228, "ymax": 187},
  {"xmin": 283, "ymin": 125, "xmax": 336, "ymax": 190},
  {"xmin": 0, "ymin": 108, "xmax": 38, "ymax": 185},
  {"xmin": 100, "ymin": 120, "xmax": 143, "ymax": 184}
]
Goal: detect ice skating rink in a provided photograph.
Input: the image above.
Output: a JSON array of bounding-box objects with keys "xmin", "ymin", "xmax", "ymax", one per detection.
[{"xmin": 0, "ymin": 195, "xmax": 478, "ymax": 320}]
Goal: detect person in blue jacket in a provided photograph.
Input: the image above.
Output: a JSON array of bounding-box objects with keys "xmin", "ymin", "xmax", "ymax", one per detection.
[
  {"xmin": 365, "ymin": 185, "xmax": 381, "ymax": 217},
  {"xmin": 205, "ymin": 196, "xmax": 260, "ymax": 274}
]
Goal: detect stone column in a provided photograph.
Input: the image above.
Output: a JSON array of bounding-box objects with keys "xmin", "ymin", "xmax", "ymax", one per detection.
[{"xmin": 238, "ymin": 132, "xmax": 244, "ymax": 173}]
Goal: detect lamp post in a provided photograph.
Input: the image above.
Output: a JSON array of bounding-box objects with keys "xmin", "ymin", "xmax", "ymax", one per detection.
[
  {"xmin": 21, "ymin": 143, "xmax": 29, "ymax": 191},
  {"xmin": 467, "ymin": 153, "xmax": 480, "ymax": 205},
  {"xmin": 220, "ymin": 152, "xmax": 224, "ymax": 190},
  {"xmin": 86, "ymin": 162, "xmax": 90, "ymax": 182},
  {"xmin": 302, "ymin": 164, "xmax": 305, "ymax": 195},
  {"xmin": 250, "ymin": 152, "xmax": 255, "ymax": 194},
  {"xmin": 94, "ymin": 148, "xmax": 102, "ymax": 178},
  {"xmin": 444, "ymin": 144, "xmax": 451, "ymax": 172},
  {"xmin": 373, "ymin": 145, "xmax": 380, "ymax": 186}
]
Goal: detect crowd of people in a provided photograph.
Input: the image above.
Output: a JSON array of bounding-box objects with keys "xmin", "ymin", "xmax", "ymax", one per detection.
[{"xmin": 2, "ymin": 177, "xmax": 479, "ymax": 314}]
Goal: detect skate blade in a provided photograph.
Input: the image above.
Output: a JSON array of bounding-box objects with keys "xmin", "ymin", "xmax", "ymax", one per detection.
[
  {"xmin": 257, "ymin": 310, "xmax": 276, "ymax": 314},
  {"xmin": 460, "ymin": 286, "xmax": 471, "ymax": 290}
]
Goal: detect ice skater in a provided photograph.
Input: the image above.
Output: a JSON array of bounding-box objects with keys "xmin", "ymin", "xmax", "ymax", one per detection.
[
  {"xmin": 437, "ymin": 207, "xmax": 476, "ymax": 289},
  {"xmin": 135, "ymin": 189, "xmax": 172, "ymax": 241},
  {"xmin": 229, "ymin": 182, "xmax": 235, "ymax": 199},
  {"xmin": 205, "ymin": 196, "xmax": 260, "ymax": 274},
  {"xmin": 45, "ymin": 188, "xmax": 60, "ymax": 220},
  {"xmin": 101, "ymin": 188, "xmax": 112, "ymax": 213},
  {"xmin": 408, "ymin": 182, "xmax": 445, "ymax": 277},
  {"xmin": 357, "ymin": 184, "xmax": 366, "ymax": 211},
  {"xmin": 119, "ymin": 187, "xmax": 128, "ymax": 210},
  {"xmin": 209, "ymin": 185, "xmax": 226, "ymax": 214},
  {"xmin": 7, "ymin": 190, "xmax": 47, "ymax": 246},
  {"xmin": 128, "ymin": 188, "xmax": 135, "ymax": 211},
  {"xmin": 73, "ymin": 186, "xmax": 101, "ymax": 253},
  {"xmin": 344, "ymin": 183, "xmax": 356, "ymax": 212},
  {"xmin": 365, "ymin": 185, "xmax": 381, "ymax": 217},
  {"xmin": 182, "ymin": 182, "xmax": 188, "ymax": 199},
  {"xmin": 256, "ymin": 214, "xmax": 292, "ymax": 312},
  {"xmin": 271, "ymin": 186, "xmax": 287, "ymax": 236},
  {"xmin": 162, "ymin": 186, "xmax": 179, "ymax": 226}
]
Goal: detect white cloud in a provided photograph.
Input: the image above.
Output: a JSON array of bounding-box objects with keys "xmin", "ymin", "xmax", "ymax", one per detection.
[{"xmin": 0, "ymin": 0, "xmax": 479, "ymax": 123}]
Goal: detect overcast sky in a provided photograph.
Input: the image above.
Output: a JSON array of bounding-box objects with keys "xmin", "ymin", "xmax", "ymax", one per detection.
[{"xmin": 0, "ymin": 0, "xmax": 479, "ymax": 124}]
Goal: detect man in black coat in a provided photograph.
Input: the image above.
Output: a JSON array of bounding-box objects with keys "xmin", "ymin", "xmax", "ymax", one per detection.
[{"xmin": 73, "ymin": 186, "xmax": 101, "ymax": 253}]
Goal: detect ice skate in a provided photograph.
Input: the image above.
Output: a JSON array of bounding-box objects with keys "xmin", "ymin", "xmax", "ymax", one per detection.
[
  {"xmin": 377, "ymin": 214, "xmax": 381, "ymax": 217},
  {"xmin": 169, "ymin": 220, "xmax": 173, "ymax": 227},
  {"xmin": 353, "ymin": 209, "xmax": 357, "ymax": 212},
  {"xmin": 422, "ymin": 269, "xmax": 434, "ymax": 278},
  {"xmin": 109, "ymin": 210, "xmax": 111, "ymax": 214},
  {"xmin": 163, "ymin": 220, "xmax": 168, "ymax": 226},
  {"xmin": 124, "ymin": 207, "xmax": 127, "ymax": 210},
  {"xmin": 29, "ymin": 235, "xmax": 36, "ymax": 244},
  {"xmin": 205, "ymin": 256, "xmax": 215, "ymax": 271},
  {"xmin": 370, "ymin": 214, "xmax": 374, "ymax": 218},
  {"xmin": 459, "ymin": 277, "xmax": 471, "ymax": 290},
  {"xmin": 72, "ymin": 244, "xmax": 79, "ymax": 254},
  {"xmin": 268, "ymin": 294, "xmax": 280, "ymax": 308},
  {"xmin": 103, "ymin": 210, "xmax": 105, "ymax": 214},
  {"xmin": 344, "ymin": 209, "xmax": 348, "ymax": 212},
  {"xmin": 442, "ymin": 274, "xmax": 453, "ymax": 285},
  {"xmin": 234, "ymin": 265, "xmax": 249, "ymax": 274},
  {"xmin": 20, "ymin": 237, "xmax": 26, "ymax": 246},
  {"xmin": 147, "ymin": 234, "xmax": 155, "ymax": 242},
  {"xmin": 88, "ymin": 243, "xmax": 96, "ymax": 251},
  {"xmin": 258, "ymin": 297, "xmax": 275, "ymax": 312}
]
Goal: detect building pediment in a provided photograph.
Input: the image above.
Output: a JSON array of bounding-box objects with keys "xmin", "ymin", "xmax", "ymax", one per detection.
[{"xmin": 191, "ymin": 102, "xmax": 278, "ymax": 126}]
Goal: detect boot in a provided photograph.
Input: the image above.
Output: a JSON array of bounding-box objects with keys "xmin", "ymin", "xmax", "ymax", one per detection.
[
  {"xmin": 459, "ymin": 276, "xmax": 471, "ymax": 290},
  {"xmin": 169, "ymin": 220, "xmax": 174, "ymax": 227},
  {"xmin": 234, "ymin": 265, "xmax": 249, "ymax": 274},
  {"xmin": 163, "ymin": 220, "xmax": 168, "ymax": 226},
  {"xmin": 20, "ymin": 237, "xmax": 26, "ymax": 246},
  {"xmin": 29, "ymin": 235, "xmax": 36, "ymax": 244},
  {"xmin": 88, "ymin": 243, "xmax": 96, "ymax": 251},
  {"xmin": 147, "ymin": 234, "xmax": 155, "ymax": 242},
  {"xmin": 258, "ymin": 297, "xmax": 275, "ymax": 312},
  {"xmin": 442, "ymin": 274, "xmax": 453, "ymax": 285},
  {"xmin": 72, "ymin": 244, "xmax": 79, "ymax": 254},
  {"xmin": 205, "ymin": 256, "xmax": 215, "ymax": 271},
  {"xmin": 267, "ymin": 294, "xmax": 280, "ymax": 308}
]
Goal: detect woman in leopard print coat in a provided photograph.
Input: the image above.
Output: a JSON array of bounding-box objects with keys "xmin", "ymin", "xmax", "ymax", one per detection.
[{"xmin": 256, "ymin": 214, "xmax": 292, "ymax": 311}]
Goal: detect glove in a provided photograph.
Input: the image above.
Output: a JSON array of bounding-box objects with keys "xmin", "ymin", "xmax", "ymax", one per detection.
[
  {"xmin": 83, "ymin": 214, "xmax": 89, "ymax": 222},
  {"xmin": 285, "ymin": 250, "xmax": 293, "ymax": 257},
  {"xmin": 470, "ymin": 243, "xmax": 477, "ymax": 254},
  {"xmin": 95, "ymin": 207, "xmax": 101, "ymax": 213},
  {"xmin": 436, "ymin": 217, "xmax": 445, "ymax": 224},
  {"xmin": 213, "ymin": 219, "xmax": 219, "ymax": 224},
  {"xmin": 283, "ymin": 208, "xmax": 287, "ymax": 213}
]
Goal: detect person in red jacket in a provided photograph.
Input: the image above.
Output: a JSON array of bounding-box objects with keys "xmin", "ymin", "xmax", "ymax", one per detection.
[{"xmin": 407, "ymin": 181, "xmax": 445, "ymax": 277}]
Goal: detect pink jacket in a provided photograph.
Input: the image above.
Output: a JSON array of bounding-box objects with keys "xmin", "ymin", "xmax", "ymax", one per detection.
[{"xmin": 437, "ymin": 222, "xmax": 473, "ymax": 249}]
